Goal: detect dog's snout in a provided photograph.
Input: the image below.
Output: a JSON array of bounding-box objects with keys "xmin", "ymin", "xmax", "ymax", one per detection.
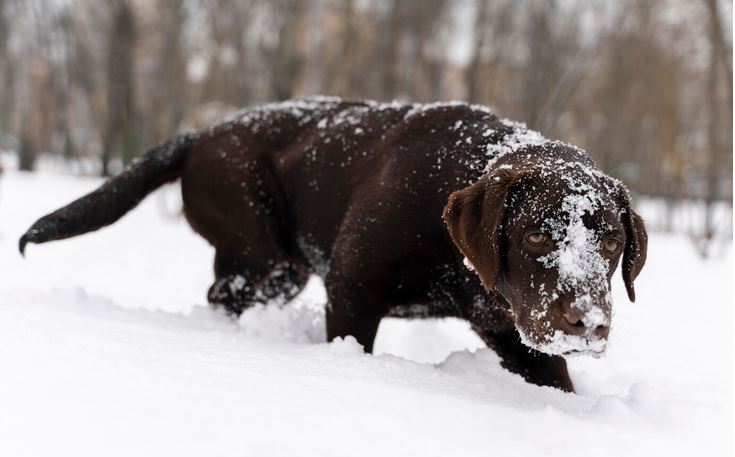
[
  {"xmin": 563, "ymin": 307, "xmax": 584, "ymax": 328},
  {"xmin": 592, "ymin": 323, "xmax": 610, "ymax": 338},
  {"xmin": 561, "ymin": 299, "xmax": 609, "ymax": 338}
]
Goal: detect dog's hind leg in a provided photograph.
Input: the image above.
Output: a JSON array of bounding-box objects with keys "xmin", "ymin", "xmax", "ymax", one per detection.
[
  {"xmin": 254, "ymin": 261, "xmax": 311, "ymax": 306},
  {"xmin": 181, "ymin": 145, "xmax": 309, "ymax": 316},
  {"xmin": 208, "ymin": 252, "xmax": 310, "ymax": 317}
]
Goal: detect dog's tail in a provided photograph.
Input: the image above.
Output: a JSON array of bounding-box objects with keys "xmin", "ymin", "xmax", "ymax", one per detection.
[{"xmin": 19, "ymin": 133, "xmax": 196, "ymax": 255}]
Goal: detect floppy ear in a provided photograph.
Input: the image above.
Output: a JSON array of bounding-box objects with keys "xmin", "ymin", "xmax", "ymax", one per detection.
[
  {"xmin": 620, "ymin": 189, "xmax": 648, "ymax": 302},
  {"xmin": 442, "ymin": 169, "xmax": 522, "ymax": 290}
]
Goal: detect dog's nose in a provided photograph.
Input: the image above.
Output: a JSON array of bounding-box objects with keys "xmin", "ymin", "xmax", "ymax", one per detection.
[
  {"xmin": 563, "ymin": 308, "xmax": 586, "ymax": 334},
  {"xmin": 562, "ymin": 306, "xmax": 609, "ymax": 338}
]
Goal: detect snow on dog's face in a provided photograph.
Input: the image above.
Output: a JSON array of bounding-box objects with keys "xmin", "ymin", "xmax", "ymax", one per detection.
[
  {"xmin": 497, "ymin": 167, "xmax": 625, "ymax": 356},
  {"xmin": 443, "ymin": 145, "xmax": 647, "ymax": 357}
]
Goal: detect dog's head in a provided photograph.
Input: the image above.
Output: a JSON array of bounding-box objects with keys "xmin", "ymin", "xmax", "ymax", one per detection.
[{"xmin": 443, "ymin": 147, "xmax": 647, "ymax": 356}]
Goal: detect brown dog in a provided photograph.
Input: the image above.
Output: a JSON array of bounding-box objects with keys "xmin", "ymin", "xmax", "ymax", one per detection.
[{"xmin": 20, "ymin": 97, "xmax": 647, "ymax": 391}]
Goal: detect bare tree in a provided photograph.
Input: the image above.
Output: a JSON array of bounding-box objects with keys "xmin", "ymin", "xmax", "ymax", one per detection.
[
  {"xmin": 0, "ymin": 0, "xmax": 13, "ymax": 135},
  {"xmin": 148, "ymin": 0, "xmax": 187, "ymax": 144},
  {"xmin": 696, "ymin": 0, "xmax": 733, "ymax": 256},
  {"xmin": 466, "ymin": 0, "xmax": 490, "ymax": 103},
  {"xmin": 101, "ymin": 0, "xmax": 138, "ymax": 176},
  {"xmin": 199, "ymin": 0, "xmax": 253, "ymax": 106},
  {"xmin": 1, "ymin": 0, "xmax": 731, "ymax": 243},
  {"xmin": 377, "ymin": 0, "xmax": 401, "ymax": 99},
  {"xmin": 463, "ymin": 0, "xmax": 520, "ymax": 107},
  {"xmin": 268, "ymin": 0, "xmax": 306, "ymax": 101}
]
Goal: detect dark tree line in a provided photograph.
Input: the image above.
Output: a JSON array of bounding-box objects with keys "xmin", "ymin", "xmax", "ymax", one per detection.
[{"xmin": 0, "ymin": 0, "xmax": 732, "ymax": 239}]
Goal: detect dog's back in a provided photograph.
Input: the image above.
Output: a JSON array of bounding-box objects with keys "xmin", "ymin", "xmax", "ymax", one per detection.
[
  {"xmin": 20, "ymin": 97, "xmax": 517, "ymax": 321},
  {"xmin": 179, "ymin": 98, "xmax": 508, "ymax": 277}
]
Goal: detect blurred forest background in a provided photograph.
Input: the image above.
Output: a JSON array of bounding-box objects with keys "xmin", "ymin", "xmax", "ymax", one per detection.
[{"xmin": 0, "ymin": 0, "xmax": 732, "ymax": 252}]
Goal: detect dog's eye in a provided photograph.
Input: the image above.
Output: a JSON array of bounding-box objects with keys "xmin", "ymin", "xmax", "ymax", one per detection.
[
  {"xmin": 603, "ymin": 238, "xmax": 620, "ymax": 254},
  {"xmin": 526, "ymin": 232, "xmax": 547, "ymax": 246}
]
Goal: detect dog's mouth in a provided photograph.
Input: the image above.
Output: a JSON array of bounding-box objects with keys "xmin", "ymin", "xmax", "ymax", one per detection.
[
  {"xmin": 516, "ymin": 326, "xmax": 608, "ymax": 358},
  {"xmin": 506, "ymin": 292, "xmax": 611, "ymax": 358},
  {"xmin": 552, "ymin": 335, "xmax": 608, "ymax": 358}
]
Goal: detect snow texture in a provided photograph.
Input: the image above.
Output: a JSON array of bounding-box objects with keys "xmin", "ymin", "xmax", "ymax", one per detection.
[
  {"xmin": 540, "ymin": 194, "xmax": 609, "ymax": 292},
  {"xmin": 0, "ymin": 168, "xmax": 732, "ymax": 457},
  {"xmin": 485, "ymin": 119, "xmax": 548, "ymax": 167},
  {"xmin": 533, "ymin": 191, "xmax": 613, "ymax": 357}
]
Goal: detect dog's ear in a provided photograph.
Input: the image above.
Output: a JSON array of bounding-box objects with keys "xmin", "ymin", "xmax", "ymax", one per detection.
[
  {"xmin": 619, "ymin": 188, "xmax": 648, "ymax": 302},
  {"xmin": 442, "ymin": 169, "xmax": 523, "ymax": 290}
]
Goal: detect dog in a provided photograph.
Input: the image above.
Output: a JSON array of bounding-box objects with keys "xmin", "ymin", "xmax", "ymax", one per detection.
[{"xmin": 20, "ymin": 97, "xmax": 647, "ymax": 392}]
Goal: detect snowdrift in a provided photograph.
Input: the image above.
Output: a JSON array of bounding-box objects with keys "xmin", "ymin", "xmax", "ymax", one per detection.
[{"xmin": 0, "ymin": 170, "xmax": 731, "ymax": 456}]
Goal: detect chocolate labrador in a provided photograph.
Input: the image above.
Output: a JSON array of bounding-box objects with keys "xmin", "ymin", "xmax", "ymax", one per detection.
[{"xmin": 20, "ymin": 97, "xmax": 647, "ymax": 391}]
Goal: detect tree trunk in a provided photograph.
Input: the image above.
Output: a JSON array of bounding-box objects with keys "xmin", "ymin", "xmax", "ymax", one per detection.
[
  {"xmin": 699, "ymin": 0, "xmax": 731, "ymax": 257},
  {"xmin": 272, "ymin": 0, "xmax": 305, "ymax": 101},
  {"xmin": 466, "ymin": 0, "xmax": 489, "ymax": 103},
  {"xmin": 380, "ymin": 0, "xmax": 401, "ymax": 99},
  {"xmin": 102, "ymin": 0, "xmax": 137, "ymax": 176},
  {"xmin": 18, "ymin": 121, "xmax": 35, "ymax": 171}
]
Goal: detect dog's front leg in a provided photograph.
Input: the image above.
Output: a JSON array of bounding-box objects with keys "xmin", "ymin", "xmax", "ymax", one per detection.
[
  {"xmin": 323, "ymin": 263, "xmax": 387, "ymax": 353},
  {"xmin": 474, "ymin": 327, "xmax": 575, "ymax": 392},
  {"xmin": 325, "ymin": 302, "xmax": 384, "ymax": 353},
  {"xmin": 324, "ymin": 276, "xmax": 385, "ymax": 353}
]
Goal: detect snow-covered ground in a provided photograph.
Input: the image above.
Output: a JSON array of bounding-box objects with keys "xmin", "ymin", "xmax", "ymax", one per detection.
[{"xmin": 0, "ymin": 169, "xmax": 731, "ymax": 457}]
